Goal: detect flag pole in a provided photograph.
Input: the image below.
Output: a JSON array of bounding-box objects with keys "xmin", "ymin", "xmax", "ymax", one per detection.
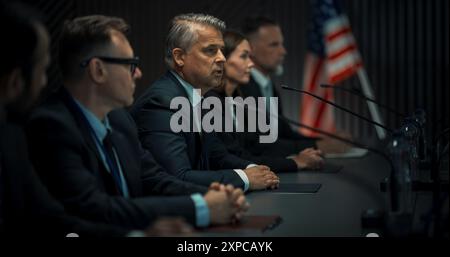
[{"xmin": 356, "ymin": 67, "xmax": 387, "ymax": 140}]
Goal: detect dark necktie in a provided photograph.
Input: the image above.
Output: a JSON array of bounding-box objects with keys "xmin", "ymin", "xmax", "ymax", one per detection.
[
  {"xmin": 197, "ymin": 99, "xmax": 209, "ymax": 170},
  {"xmin": 198, "ymin": 134, "xmax": 209, "ymax": 170},
  {"xmin": 102, "ymin": 131, "xmax": 124, "ymax": 195}
]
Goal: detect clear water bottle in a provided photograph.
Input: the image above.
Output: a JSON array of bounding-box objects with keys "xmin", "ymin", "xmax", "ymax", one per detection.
[
  {"xmin": 413, "ymin": 109, "xmax": 427, "ymax": 160},
  {"xmin": 388, "ymin": 132, "xmax": 414, "ymax": 215},
  {"xmin": 401, "ymin": 119, "xmax": 420, "ymax": 181},
  {"xmin": 386, "ymin": 132, "xmax": 414, "ymax": 236}
]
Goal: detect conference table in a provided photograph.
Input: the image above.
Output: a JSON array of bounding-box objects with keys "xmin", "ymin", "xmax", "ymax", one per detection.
[
  {"xmin": 248, "ymin": 153, "xmax": 390, "ymax": 237},
  {"xmin": 201, "ymin": 152, "xmax": 392, "ymax": 237}
]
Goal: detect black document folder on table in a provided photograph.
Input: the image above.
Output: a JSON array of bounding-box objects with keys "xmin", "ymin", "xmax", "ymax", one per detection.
[
  {"xmin": 270, "ymin": 183, "xmax": 321, "ymax": 193},
  {"xmin": 200, "ymin": 215, "xmax": 282, "ymax": 233},
  {"xmin": 301, "ymin": 163, "xmax": 343, "ymax": 173}
]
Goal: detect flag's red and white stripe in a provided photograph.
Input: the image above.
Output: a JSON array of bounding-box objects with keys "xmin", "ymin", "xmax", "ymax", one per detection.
[
  {"xmin": 300, "ymin": 15, "xmax": 362, "ymax": 136},
  {"xmin": 325, "ymin": 16, "xmax": 362, "ymax": 83}
]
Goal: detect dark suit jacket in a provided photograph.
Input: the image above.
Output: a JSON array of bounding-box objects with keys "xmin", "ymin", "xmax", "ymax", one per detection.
[
  {"xmin": 26, "ymin": 87, "xmax": 207, "ymax": 230},
  {"xmin": 0, "ymin": 120, "xmax": 128, "ymax": 237},
  {"xmin": 203, "ymin": 89, "xmax": 297, "ymax": 173},
  {"xmin": 239, "ymin": 76, "xmax": 317, "ymax": 157},
  {"xmin": 130, "ymin": 71, "xmax": 252, "ymax": 189}
]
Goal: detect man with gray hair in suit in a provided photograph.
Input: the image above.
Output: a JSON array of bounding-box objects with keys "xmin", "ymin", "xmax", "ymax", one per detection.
[{"xmin": 131, "ymin": 13, "xmax": 280, "ymax": 192}]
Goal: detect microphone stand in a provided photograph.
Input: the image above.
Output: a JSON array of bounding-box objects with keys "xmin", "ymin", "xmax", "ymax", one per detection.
[
  {"xmin": 279, "ymin": 86, "xmax": 423, "ymax": 236},
  {"xmin": 318, "ymin": 85, "xmax": 448, "ymax": 212},
  {"xmin": 281, "ymin": 85, "xmax": 448, "ymax": 236},
  {"xmin": 282, "ymin": 86, "xmax": 436, "ymax": 190},
  {"xmin": 278, "ymin": 115, "xmax": 416, "ymax": 237},
  {"xmin": 320, "ymin": 84, "xmax": 429, "ymax": 170}
]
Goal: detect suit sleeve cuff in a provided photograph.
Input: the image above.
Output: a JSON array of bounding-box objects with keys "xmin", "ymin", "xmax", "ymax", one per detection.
[
  {"xmin": 190, "ymin": 193, "xmax": 210, "ymax": 227},
  {"xmin": 233, "ymin": 169, "xmax": 250, "ymax": 192}
]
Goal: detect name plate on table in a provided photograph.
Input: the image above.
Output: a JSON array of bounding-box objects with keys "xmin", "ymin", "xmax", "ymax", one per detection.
[{"xmin": 325, "ymin": 147, "xmax": 368, "ymax": 159}]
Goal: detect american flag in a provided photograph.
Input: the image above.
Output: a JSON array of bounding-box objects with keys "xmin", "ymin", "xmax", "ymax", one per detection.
[{"xmin": 299, "ymin": 0, "xmax": 362, "ymax": 136}]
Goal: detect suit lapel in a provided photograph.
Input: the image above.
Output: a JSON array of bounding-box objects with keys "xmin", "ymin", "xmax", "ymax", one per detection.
[
  {"xmin": 166, "ymin": 71, "xmax": 204, "ymax": 169},
  {"xmin": 60, "ymin": 88, "xmax": 104, "ymax": 164},
  {"xmin": 59, "ymin": 88, "xmax": 121, "ymax": 195}
]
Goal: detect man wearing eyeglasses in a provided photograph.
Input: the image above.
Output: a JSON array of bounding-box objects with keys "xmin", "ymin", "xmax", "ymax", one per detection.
[
  {"xmin": 0, "ymin": 1, "xmax": 139, "ymax": 237},
  {"xmin": 26, "ymin": 15, "xmax": 248, "ymax": 231}
]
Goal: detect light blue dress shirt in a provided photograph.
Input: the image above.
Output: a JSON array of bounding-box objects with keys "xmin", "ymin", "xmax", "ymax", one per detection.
[
  {"xmin": 74, "ymin": 100, "xmax": 210, "ymax": 227},
  {"xmin": 74, "ymin": 100, "xmax": 131, "ymax": 198},
  {"xmin": 250, "ymin": 68, "xmax": 274, "ymax": 98},
  {"xmin": 250, "ymin": 68, "xmax": 275, "ymax": 111}
]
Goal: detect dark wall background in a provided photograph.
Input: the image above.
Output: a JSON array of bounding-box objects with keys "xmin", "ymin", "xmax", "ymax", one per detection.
[{"xmin": 25, "ymin": 0, "xmax": 449, "ymax": 143}]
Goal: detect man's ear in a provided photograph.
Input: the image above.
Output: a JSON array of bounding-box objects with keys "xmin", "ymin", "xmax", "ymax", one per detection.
[
  {"xmin": 2, "ymin": 68, "xmax": 25, "ymax": 103},
  {"xmin": 172, "ymin": 48, "xmax": 185, "ymax": 68},
  {"xmin": 87, "ymin": 58, "xmax": 107, "ymax": 84}
]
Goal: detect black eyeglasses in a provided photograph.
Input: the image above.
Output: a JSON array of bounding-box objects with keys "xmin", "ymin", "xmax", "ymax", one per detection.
[{"xmin": 80, "ymin": 56, "xmax": 140, "ymax": 75}]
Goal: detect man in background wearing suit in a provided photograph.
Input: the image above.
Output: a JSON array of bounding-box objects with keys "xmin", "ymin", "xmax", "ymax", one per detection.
[
  {"xmin": 131, "ymin": 13, "xmax": 280, "ymax": 192},
  {"xmin": 26, "ymin": 15, "xmax": 248, "ymax": 232},
  {"xmin": 240, "ymin": 16, "xmax": 348, "ymax": 157}
]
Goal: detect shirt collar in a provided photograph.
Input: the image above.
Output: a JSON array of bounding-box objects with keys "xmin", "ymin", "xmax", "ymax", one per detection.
[
  {"xmin": 73, "ymin": 99, "xmax": 112, "ymax": 141},
  {"xmin": 250, "ymin": 68, "xmax": 271, "ymax": 89},
  {"xmin": 170, "ymin": 70, "xmax": 202, "ymax": 107}
]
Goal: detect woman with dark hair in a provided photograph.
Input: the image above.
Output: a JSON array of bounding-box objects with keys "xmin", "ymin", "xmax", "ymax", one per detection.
[{"xmin": 205, "ymin": 30, "xmax": 324, "ymax": 172}]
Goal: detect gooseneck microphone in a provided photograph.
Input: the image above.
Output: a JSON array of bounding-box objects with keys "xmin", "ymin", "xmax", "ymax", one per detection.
[
  {"xmin": 320, "ymin": 84, "xmax": 406, "ymax": 118},
  {"xmin": 228, "ymin": 93, "xmax": 400, "ymax": 211},
  {"xmin": 281, "ymin": 85, "xmax": 394, "ymax": 133},
  {"xmin": 279, "ymin": 85, "xmax": 402, "ymax": 211},
  {"xmin": 318, "ymin": 83, "xmax": 429, "ymax": 159},
  {"xmin": 319, "ymin": 84, "xmax": 431, "ymax": 162},
  {"xmin": 277, "ymin": 114, "xmax": 399, "ymax": 212}
]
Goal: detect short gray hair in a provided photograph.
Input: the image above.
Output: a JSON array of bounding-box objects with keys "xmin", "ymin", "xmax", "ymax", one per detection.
[{"xmin": 165, "ymin": 13, "xmax": 226, "ymax": 67}]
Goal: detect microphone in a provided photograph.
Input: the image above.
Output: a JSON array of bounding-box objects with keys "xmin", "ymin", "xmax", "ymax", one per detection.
[
  {"xmin": 277, "ymin": 85, "xmax": 432, "ymax": 214},
  {"xmin": 320, "ymin": 84, "xmax": 430, "ymax": 163},
  {"xmin": 253, "ymin": 86, "xmax": 441, "ymax": 234},
  {"xmin": 229, "ymin": 94, "xmax": 404, "ymax": 212},
  {"xmin": 277, "ymin": 114, "xmax": 399, "ymax": 212},
  {"xmin": 281, "ymin": 85, "xmax": 434, "ymax": 186},
  {"xmin": 320, "ymin": 84, "xmax": 406, "ymax": 118},
  {"xmin": 281, "ymin": 85, "xmax": 394, "ymax": 133}
]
